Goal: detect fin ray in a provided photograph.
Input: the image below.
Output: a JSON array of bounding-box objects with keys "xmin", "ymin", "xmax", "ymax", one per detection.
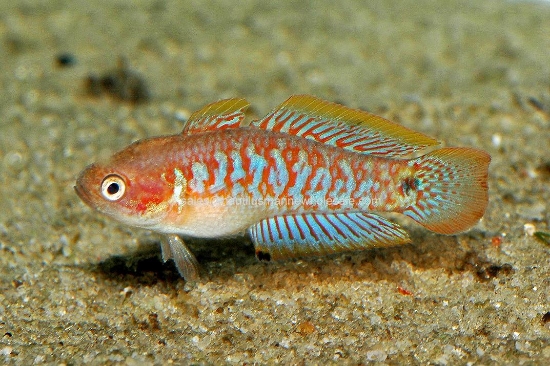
[
  {"xmin": 162, "ymin": 235, "xmax": 200, "ymax": 281},
  {"xmin": 252, "ymin": 95, "xmax": 438, "ymax": 157},
  {"xmin": 248, "ymin": 212, "xmax": 411, "ymax": 261},
  {"xmin": 403, "ymin": 147, "xmax": 490, "ymax": 234},
  {"xmin": 182, "ymin": 98, "xmax": 249, "ymax": 134}
]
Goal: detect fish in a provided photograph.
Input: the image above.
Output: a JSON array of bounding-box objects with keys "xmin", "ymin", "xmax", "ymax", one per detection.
[{"xmin": 75, "ymin": 95, "xmax": 490, "ymax": 281}]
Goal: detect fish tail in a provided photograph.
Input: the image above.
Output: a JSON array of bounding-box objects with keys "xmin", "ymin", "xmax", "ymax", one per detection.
[{"xmin": 403, "ymin": 147, "xmax": 490, "ymax": 234}]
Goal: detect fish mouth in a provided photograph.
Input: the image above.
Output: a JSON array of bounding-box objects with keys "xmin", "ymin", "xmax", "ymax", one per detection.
[
  {"xmin": 74, "ymin": 182, "xmax": 93, "ymax": 207},
  {"xmin": 74, "ymin": 166, "xmax": 96, "ymax": 208}
]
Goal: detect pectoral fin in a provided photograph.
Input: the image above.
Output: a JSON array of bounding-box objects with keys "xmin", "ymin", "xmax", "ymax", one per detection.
[
  {"xmin": 161, "ymin": 235, "xmax": 200, "ymax": 281},
  {"xmin": 248, "ymin": 212, "xmax": 411, "ymax": 261}
]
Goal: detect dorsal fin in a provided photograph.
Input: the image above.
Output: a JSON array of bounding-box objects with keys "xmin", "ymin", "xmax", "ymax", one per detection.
[
  {"xmin": 182, "ymin": 98, "xmax": 249, "ymax": 135},
  {"xmin": 252, "ymin": 95, "xmax": 439, "ymax": 157}
]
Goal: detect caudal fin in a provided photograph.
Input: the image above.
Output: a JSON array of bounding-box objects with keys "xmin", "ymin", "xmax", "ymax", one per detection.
[{"xmin": 403, "ymin": 147, "xmax": 490, "ymax": 235}]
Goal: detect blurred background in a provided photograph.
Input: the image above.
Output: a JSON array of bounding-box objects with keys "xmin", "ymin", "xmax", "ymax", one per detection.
[{"xmin": 1, "ymin": 0, "xmax": 550, "ymax": 364}]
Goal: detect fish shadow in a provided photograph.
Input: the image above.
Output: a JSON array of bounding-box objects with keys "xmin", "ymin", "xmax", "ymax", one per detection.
[
  {"xmin": 93, "ymin": 235, "xmax": 257, "ymax": 285},
  {"xmin": 93, "ymin": 228, "xmax": 512, "ymax": 287}
]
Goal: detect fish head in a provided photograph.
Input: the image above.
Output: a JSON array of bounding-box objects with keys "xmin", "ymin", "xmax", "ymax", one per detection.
[{"xmin": 75, "ymin": 138, "xmax": 176, "ymax": 229}]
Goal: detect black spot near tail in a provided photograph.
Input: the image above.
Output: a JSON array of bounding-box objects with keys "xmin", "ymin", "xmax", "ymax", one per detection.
[
  {"xmin": 402, "ymin": 176, "xmax": 419, "ymax": 195},
  {"xmin": 256, "ymin": 250, "xmax": 271, "ymax": 262}
]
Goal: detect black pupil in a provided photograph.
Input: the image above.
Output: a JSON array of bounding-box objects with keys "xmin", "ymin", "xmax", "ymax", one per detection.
[{"xmin": 107, "ymin": 182, "xmax": 120, "ymax": 195}]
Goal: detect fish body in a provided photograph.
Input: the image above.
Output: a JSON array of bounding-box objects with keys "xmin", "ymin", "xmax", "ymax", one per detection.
[{"xmin": 76, "ymin": 95, "xmax": 490, "ymax": 280}]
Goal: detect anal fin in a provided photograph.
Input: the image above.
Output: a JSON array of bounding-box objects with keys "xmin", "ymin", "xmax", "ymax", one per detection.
[
  {"xmin": 161, "ymin": 235, "xmax": 200, "ymax": 281},
  {"xmin": 248, "ymin": 212, "xmax": 411, "ymax": 261}
]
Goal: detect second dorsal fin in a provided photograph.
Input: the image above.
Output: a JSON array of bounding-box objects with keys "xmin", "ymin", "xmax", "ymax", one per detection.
[
  {"xmin": 182, "ymin": 98, "xmax": 250, "ymax": 135},
  {"xmin": 252, "ymin": 95, "xmax": 438, "ymax": 157}
]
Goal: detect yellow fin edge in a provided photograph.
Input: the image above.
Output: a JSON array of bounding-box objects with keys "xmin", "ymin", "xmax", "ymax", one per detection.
[
  {"xmin": 280, "ymin": 95, "xmax": 439, "ymax": 148},
  {"xmin": 188, "ymin": 98, "xmax": 250, "ymax": 122}
]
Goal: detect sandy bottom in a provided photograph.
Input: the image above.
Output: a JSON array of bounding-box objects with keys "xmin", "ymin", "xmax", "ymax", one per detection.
[{"xmin": 1, "ymin": 0, "xmax": 550, "ymax": 363}]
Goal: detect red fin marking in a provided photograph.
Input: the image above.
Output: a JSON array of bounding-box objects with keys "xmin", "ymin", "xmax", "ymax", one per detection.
[
  {"xmin": 253, "ymin": 95, "xmax": 439, "ymax": 157},
  {"xmin": 182, "ymin": 98, "xmax": 249, "ymax": 134},
  {"xmin": 403, "ymin": 147, "xmax": 490, "ymax": 234}
]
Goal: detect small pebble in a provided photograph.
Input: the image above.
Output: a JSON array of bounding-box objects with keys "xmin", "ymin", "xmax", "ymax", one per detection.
[
  {"xmin": 523, "ymin": 223, "xmax": 536, "ymax": 236},
  {"xmin": 491, "ymin": 133, "xmax": 502, "ymax": 148},
  {"xmin": 296, "ymin": 321, "xmax": 316, "ymax": 335},
  {"xmin": 365, "ymin": 349, "xmax": 387, "ymax": 362},
  {"xmin": 175, "ymin": 109, "xmax": 191, "ymax": 122},
  {"xmin": 56, "ymin": 53, "xmax": 76, "ymax": 67}
]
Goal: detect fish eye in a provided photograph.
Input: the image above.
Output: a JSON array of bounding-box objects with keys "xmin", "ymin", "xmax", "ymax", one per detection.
[{"xmin": 101, "ymin": 174, "xmax": 126, "ymax": 201}]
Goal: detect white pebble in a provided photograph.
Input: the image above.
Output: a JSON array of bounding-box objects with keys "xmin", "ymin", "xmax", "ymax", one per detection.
[
  {"xmin": 491, "ymin": 133, "xmax": 502, "ymax": 147},
  {"xmin": 365, "ymin": 350, "xmax": 387, "ymax": 362},
  {"xmin": 523, "ymin": 223, "xmax": 536, "ymax": 236},
  {"xmin": 175, "ymin": 109, "xmax": 190, "ymax": 122}
]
